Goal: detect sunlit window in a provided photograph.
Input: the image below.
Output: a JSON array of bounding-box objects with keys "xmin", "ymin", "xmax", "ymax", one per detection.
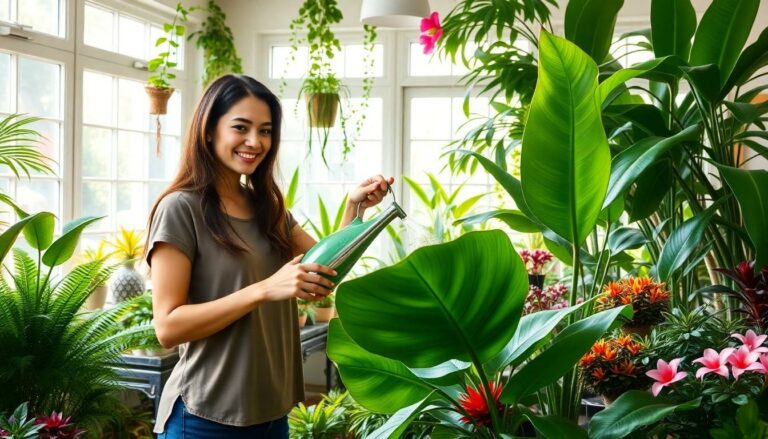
[{"xmin": 0, "ymin": 0, "xmax": 66, "ymax": 37}]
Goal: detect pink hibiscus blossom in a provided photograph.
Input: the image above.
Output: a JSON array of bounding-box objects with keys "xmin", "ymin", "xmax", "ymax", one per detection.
[
  {"xmin": 732, "ymin": 330, "xmax": 768, "ymax": 354},
  {"xmin": 419, "ymin": 11, "xmax": 442, "ymax": 55},
  {"xmin": 728, "ymin": 346, "xmax": 764, "ymax": 380},
  {"xmin": 693, "ymin": 348, "xmax": 734, "ymax": 379},
  {"xmin": 646, "ymin": 358, "xmax": 687, "ymax": 396}
]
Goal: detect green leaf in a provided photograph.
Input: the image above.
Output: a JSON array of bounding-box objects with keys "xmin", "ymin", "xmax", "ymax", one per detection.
[
  {"xmin": 42, "ymin": 216, "xmax": 103, "ymax": 267},
  {"xmin": 501, "ymin": 305, "xmax": 632, "ymax": 404},
  {"xmin": 608, "ymin": 227, "xmax": 647, "ymax": 254},
  {"xmin": 589, "ymin": 391, "xmax": 700, "ymax": 439},
  {"xmin": 627, "ymin": 160, "xmax": 673, "ymax": 222},
  {"xmin": 404, "ymin": 176, "xmax": 431, "ymax": 208},
  {"xmin": 682, "ymin": 64, "xmax": 721, "ymax": 104},
  {"xmin": 336, "ymin": 230, "xmax": 527, "ymax": 368},
  {"xmin": 0, "ymin": 214, "xmax": 47, "ymax": 263},
  {"xmin": 717, "ymin": 166, "xmax": 768, "ymax": 267},
  {"xmin": 564, "ymin": 0, "xmax": 624, "ymax": 63},
  {"xmin": 651, "ymin": 0, "xmax": 696, "ymax": 60},
  {"xmin": 285, "ymin": 166, "xmax": 300, "ymax": 208},
  {"xmin": 521, "ymin": 30, "xmax": 610, "ymax": 246},
  {"xmin": 655, "ymin": 199, "xmax": 725, "ymax": 280},
  {"xmin": 723, "ymin": 26, "xmax": 768, "ymax": 95},
  {"xmin": 598, "ymin": 57, "xmax": 678, "ymax": 105},
  {"xmin": 523, "ymin": 411, "xmax": 588, "ymax": 439},
  {"xmin": 690, "ymin": 0, "xmax": 760, "ymax": 88},
  {"xmin": 366, "ymin": 395, "xmax": 439, "ymax": 439},
  {"xmin": 603, "ymin": 125, "xmax": 701, "ymax": 208},
  {"xmin": 327, "ymin": 319, "xmax": 432, "ymax": 413},
  {"xmin": 454, "ymin": 209, "xmax": 540, "ymax": 233},
  {"xmin": 14, "ymin": 208, "xmax": 55, "ymax": 251}
]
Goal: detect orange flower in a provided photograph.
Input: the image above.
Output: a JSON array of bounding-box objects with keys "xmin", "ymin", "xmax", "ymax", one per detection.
[
  {"xmin": 615, "ymin": 335, "xmax": 633, "ymax": 347},
  {"xmin": 591, "ymin": 367, "xmax": 606, "ymax": 380},
  {"xmin": 604, "ymin": 282, "xmax": 623, "ymax": 297},
  {"xmin": 649, "ymin": 286, "xmax": 669, "ymax": 303},
  {"xmin": 602, "ymin": 347, "xmax": 618, "ymax": 361},
  {"xmin": 580, "ymin": 352, "xmax": 595, "ymax": 366},
  {"xmin": 625, "ymin": 341, "xmax": 642, "ymax": 356},
  {"xmin": 620, "ymin": 359, "xmax": 638, "ymax": 375},
  {"xmin": 591, "ymin": 339, "xmax": 608, "ymax": 356}
]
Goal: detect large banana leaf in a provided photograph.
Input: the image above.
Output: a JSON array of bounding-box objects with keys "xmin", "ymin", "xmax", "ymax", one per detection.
[
  {"xmin": 598, "ymin": 57, "xmax": 678, "ymax": 106},
  {"xmin": 589, "ymin": 390, "xmax": 700, "ymax": 439},
  {"xmin": 717, "ymin": 166, "xmax": 768, "ymax": 267},
  {"xmin": 335, "ymin": 230, "xmax": 527, "ymax": 368},
  {"xmin": 327, "ymin": 319, "xmax": 432, "ymax": 414},
  {"xmin": 650, "ymin": 0, "xmax": 696, "ymax": 60},
  {"xmin": 564, "ymin": 0, "xmax": 624, "ymax": 63},
  {"xmin": 722, "ymin": 27, "xmax": 768, "ymax": 96},
  {"xmin": 689, "ymin": 0, "xmax": 759, "ymax": 88},
  {"xmin": 455, "ymin": 209, "xmax": 539, "ymax": 233},
  {"xmin": 521, "ymin": 31, "xmax": 610, "ymax": 246}
]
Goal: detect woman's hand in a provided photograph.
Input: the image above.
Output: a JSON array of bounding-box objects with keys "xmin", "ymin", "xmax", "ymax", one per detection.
[
  {"xmin": 257, "ymin": 255, "xmax": 336, "ymax": 302},
  {"xmin": 349, "ymin": 175, "xmax": 395, "ymax": 210}
]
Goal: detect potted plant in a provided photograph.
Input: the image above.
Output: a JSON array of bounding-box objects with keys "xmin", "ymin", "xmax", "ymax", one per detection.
[
  {"xmin": 79, "ymin": 240, "xmax": 114, "ymax": 310},
  {"xmin": 186, "ymin": 0, "xmax": 243, "ymax": 86},
  {"xmin": 286, "ymin": 0, "xmax": 377, "ymax": 164},
  {"xmin": 145, "ymin": 3, "xmax": 188, "ymax": 115},
  {"xmin": 288, "ymin": 399, "xmax": 346, "ymax": 439},
  {"xmin": 579, "ymin": 335, "xmax": 648, "ymax": 405},
  {"xmin": 314, "ymin": 292, "xmax": 335, "ymax": 322},
  {"xmin": 298, "ymin": 299, "xmax": 315, "ymax": 328},
  {"xmin": 518, "ymin": 248, "xmax": 554, "ymax": 288},
  {"xmin": 596, "ymin": 276, "xmax": 670, "ymax": 337},
  {"xmin": 118, "ymin": 293, "xmax": 170, "ymax": 356},
  {"xmin": 107, "ymin": 227, "xmax": 146, "ymax": 304}
]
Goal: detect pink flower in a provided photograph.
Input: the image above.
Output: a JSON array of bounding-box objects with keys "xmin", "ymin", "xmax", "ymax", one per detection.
[
  {"xmin": 732, "ymin": 330, "xmax": 768, "ymax": 354},
  {"xmin": 728, "ymin": 346, "xmax": 764, "ymax": 380},
  {"xmin": 646, "ymin": 358, "xmax": 687, "ymax": 396},
  {"xmin": 758, "ymin": 355, "xmax": 768, "ymax": 374},
  {"xmin": 419, "ymin": 11, "xmax": 442, "ymax": 55},
  {"xmin": 693, "ymin": 348, "xmax": 734, "ymax": 379}
]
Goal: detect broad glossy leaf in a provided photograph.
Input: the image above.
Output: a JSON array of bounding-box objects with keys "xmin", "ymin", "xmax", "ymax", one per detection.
[
  {"xmin": 599, "ymin": 57, "xmax": 677, "ymax": 105},
  {"xmin": 723, "ymin": 27, "xmax": 768, "ymax": 96},
  {"xmin": 501, "ymin": 305, "xmax": 632, "ymax": 404},
  {"xmin": 690, "ymin": 0, "xmax": 759, "ymax": 88},
  {"xmin": 564, "ymin": 0, "xmax": 624, "ymax": 63},
  {"xmin": 42, "ymin": 216, "xmax": 102, "ymax": 267},
  {"xmin": 12, "ymin": 208, "xmax": 54, "ymax": 251},
  {"xmin": 651, "ymin": 0, "xmax": 696, "ymax": 60},
  {"xmin": 608, "ymin": 227, "xmax": 647, "ymax": 254},
  {"xmin": 603, "ymin": 124, "xmax": 701, "ymax": 208},
  {"xmin": 455, "ymin": 209, "xmax": 540, "ymax": 233},
  {"xmin": 524, "ymin": 411, "xmax": 588, "ymax": 439},
  {"xmin": 484, "ymin": 301, "xmax": 590, "ymax": 372},
  {"xmin": 589, "ymin": 391, "xmax": 700, "ymax": 439},
  {"xmin": 336, "ymin": 230, "xmax": 527, "ymax": 368},
  {"xmin": 627, "ymin": 160, "xmax": 673, "ymax": 222},
  {"xmin": 367, "ymin": 395, "xmax": 439, "ymax": 439},
  {"xmin": 521, "ymin": 31, "xmax": 610, "ymax": 246},
  {"xmin": 0, "ymin": 214, "xmax": 45, "ymax": 263},
  {"xmin": 598, "ymin": 195, "xmax": 624, "ymax": 226},
  {"xmin": 681, "ymin": 64, "xmax": 721, "ymax": 105},
  {"xmin": 656, "ymin": 199, "xmax": 724, "ymax": 280},
  {"xmin": 717, "ymin": 166, "xmax": 768, "ymax": 267},
  {"xmin": 327, "ymin": 319, "xmax": 432, "ymax": 413}
]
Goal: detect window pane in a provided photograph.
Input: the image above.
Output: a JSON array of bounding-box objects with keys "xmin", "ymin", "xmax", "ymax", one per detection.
[
  {"xmin": 118, "ymin": 16, "xmax": 146, "ymax": 60},
  {"xmin": 148, "ymin": 182, "xmax": 166, "ymax": 210},
  {"xmin": 117, "ymin": 130, "xmax": 145, "ymax": 180},
  {"xmin": 18, "ymin": 57, "xmax": 61, "ymax": 118},
  {"xmin": 82, "ymin": 126, "xmax": 112, "ymax": 178},
  {"xmin": 84, "ymin": 3, "xmax": 115, "ymax": 52},
  {"xmin": 410, "ymin": 98, "xmax": 451, "ymax": 140},
  {"xmin": 162, "ymin": 92, "xmax": 182, "ymax": 135},
  {"xmin": 117, "ymin": 78, "xmax": 147, "ymax": 130},
  {"xmin": 116, "ymin": 182, "xmax": 145, "ymax": 229},
  {"xmin": 0, "ymin": 52, "xmax": 10, "ymax": 113},
  {"xmin": 410, "ymin": 43, "xmax": 451, "ymax": 77},
  {"xmin": 18, "ymin": 0, "xmax": 62, "ymax": 37},
  {"xmin": 16, "ymin": 180, "xmax": 59, "ymax": 216},
  {"xmin": 409, "ymin": 141, "xmax": 449, "ymax": 182},
  {"xmin": 29, "ymin": 119, "xmax": 61, "ymax": 175},
  {"xmin": 83, "ymin": 71, "xmax": 114, "ymax": 126},
  {"xmin": 0, "ymin": 0, "xmax": 9, "ymax": 22},
  {"xmin": 82, "ymin": 181, "xmax": 111, "ymax": 230},
  {"xmin": 452, "ymin": 96, "xmax": 489, "ymax": 138},
  {"xmin": 149, "ymin": 136, "xmax": 180, "ymax": 180},
  {"xmin": 271, "ymin": 46, "xmax": 308, "ymax": 79},
  {"xmin": 345, "ymin": 44, "xmax": 384, "ymax": 77}
]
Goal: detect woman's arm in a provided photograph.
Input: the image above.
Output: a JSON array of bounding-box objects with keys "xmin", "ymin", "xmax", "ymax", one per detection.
[{"xmin": 151, "ymin": 241, "xmax": 335, "ymax": 348}]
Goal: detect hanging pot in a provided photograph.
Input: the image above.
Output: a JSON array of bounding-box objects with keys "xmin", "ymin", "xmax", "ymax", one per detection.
[
  {"xmin": 305, "ymin": 93, "xmax": 339, "ymax": 128},
  {"xmin": 145, "ymin": 86, "xmax": 174, "ymax": 115}
]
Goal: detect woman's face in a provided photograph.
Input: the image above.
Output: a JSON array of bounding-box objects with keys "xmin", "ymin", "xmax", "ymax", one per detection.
[{"xmin": 212, "ymin": 95, "xmax": 273, "ymax": 180}]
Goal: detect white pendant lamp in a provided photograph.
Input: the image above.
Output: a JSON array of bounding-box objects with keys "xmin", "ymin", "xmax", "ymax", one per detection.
[{"xmin": 360, "ymin": 0, "xmax": 431, "ymax": 28}]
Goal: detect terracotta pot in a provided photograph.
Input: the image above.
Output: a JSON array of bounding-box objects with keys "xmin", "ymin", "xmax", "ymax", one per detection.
[
  {"xmin": 145, "ymin": 86, "xmax": 174, "ymax": 115},
  {"xmin": 298, "ymin": 314, "xmax": 308, "ymax": 328},
  {"xmin": 305, "ymin": 93, "xmax": 339, "ymax": 127},
  {"xmin": 315, "ymin": 307, "xmax": 335, "ymax": 322},
  {"xmin": 84, "ymin": 285, "xmax": 107, "ymax": 310}
]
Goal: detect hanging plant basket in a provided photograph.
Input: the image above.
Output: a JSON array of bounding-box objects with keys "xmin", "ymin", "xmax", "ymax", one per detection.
[
  {"xmin": 305, "ymin": 92, "xmax": 339, "ymax": 128},
  {"xmin": 145, "ymin": 86, "xmax": 174, "ymax": 115}
]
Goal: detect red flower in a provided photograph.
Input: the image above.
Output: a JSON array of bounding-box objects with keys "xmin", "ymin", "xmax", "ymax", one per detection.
[
  {"xmin": 458, "ymin": 381, "xmax": 503, "ymax": 426},
  {"xmin": 419, "ymin": 12, "xmax": 443, "ymax": 55},
  {"xmin": 35, "ymin": 411, "xmax": 85, "ymax": 439}
]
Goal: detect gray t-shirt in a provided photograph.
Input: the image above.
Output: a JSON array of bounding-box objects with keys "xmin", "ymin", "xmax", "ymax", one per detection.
[{"xmin": 147, "ymin": 191, "xmax": 303, "ymax": 432}]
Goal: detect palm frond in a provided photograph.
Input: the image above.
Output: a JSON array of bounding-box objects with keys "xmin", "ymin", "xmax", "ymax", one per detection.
[{"xmin": 0, "ymin": 114, "xmax": 55, "ymax": 179}]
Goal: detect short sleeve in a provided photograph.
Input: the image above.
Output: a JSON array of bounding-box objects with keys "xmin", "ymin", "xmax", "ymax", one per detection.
[
  {"xmin": 146, "ymin": 192, "xmax": 197, "ymax": 266},
  {"xmin": 286, "ymin": 209, "xmax": 298, "ymax": 232}
]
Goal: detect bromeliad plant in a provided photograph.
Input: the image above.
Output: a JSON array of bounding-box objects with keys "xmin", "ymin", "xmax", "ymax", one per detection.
[
  {"xmin": 596, "ymin": 276, "xmax": 670, "ymax": 328},
  {"xmin": 0, "ymin": 212, "xmax": 152, "ymax": 430},
  {"xmin": 579, "ymin": 335, "xmax": 647, "ymax": 401},
  {"xmin": 328, "ymin": 230, "xmax": 632, "ymax": 438}
]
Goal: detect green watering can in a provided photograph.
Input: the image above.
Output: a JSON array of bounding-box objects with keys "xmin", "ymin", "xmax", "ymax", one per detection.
[{"xmin": 301, "ymin": 185, "xmax": 406, "ymax": 284}]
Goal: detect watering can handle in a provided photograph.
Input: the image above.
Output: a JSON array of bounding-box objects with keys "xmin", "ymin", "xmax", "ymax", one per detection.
[{"xmin": 356, "ymin": 184, "xmax": 396, "ymax": 219}]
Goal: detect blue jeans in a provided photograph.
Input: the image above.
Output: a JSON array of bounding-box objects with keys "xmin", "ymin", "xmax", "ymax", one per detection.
[{"xmin": 158, "ymin": 398, "xmax": 289, "ymax": 438}]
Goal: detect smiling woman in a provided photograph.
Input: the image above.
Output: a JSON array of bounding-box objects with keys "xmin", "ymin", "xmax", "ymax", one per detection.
[{"xmin": 143, "ymin": 74, "xmax": 394, "ymax": 438}]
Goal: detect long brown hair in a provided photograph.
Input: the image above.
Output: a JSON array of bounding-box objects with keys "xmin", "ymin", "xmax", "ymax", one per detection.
[{"xmin": 147, "ymin": 75, "xmax": 292, "ymax": 261}]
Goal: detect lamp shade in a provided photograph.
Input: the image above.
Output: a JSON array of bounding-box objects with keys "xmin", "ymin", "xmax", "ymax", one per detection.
[{"xmin": 360, "ymin": 0, "xmax": 430, "ymax": 28}]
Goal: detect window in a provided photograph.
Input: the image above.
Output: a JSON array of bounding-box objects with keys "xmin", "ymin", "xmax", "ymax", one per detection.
[
  {"xmin": 0, "ymin": 0, "xmax": 66, "ymax": 38},
  {"xmin": 0, "ymin": 50, "xmax": 64, "ymax": 222}
]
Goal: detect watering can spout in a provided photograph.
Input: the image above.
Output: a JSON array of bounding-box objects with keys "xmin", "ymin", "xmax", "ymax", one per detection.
[{"xmin": 300, "ymin": 185, "xmax": 406, "ymax": 284}]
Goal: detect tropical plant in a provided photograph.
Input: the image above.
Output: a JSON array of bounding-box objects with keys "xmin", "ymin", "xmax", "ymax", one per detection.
[
  {"xmin": 118, "ymin": 293, "xmax": 161, "ymax": 350},
  {"xmin": 287, "ymin": 399, "xmax": 346, "ymax": 439},
  {"xmin": 579, "ymin": 335, "xmax": 647, "ymax": 400},
  {"xmin": 316, "ymin": 292, "xmax": 334, "ymax": 309},
  {"xmin": 35, "ymin": 411, "xmax": 85, "ymax": 439},
  {"xmin": 304, "ymin": 194, "xmax": 348, "ymax": 241},
  {"xmin": 298, "ymin": 299, "xmax": 316, "ymax": 320},
  {"xmin": 0, "ymin": 114, "xmax": 54, "ymax": 220},
  {"xmin": 146, "ymin": 3, "xmax": 188, "ymax": 90},
  {"xmin": 0, "ymin": 213, "xmax": 152, "ymax": 430},
  {"xmin": 328, "ymin": 230, "xmax": 632, "ymax": 437},
  {"xmin": 596, "ymin": 276, "xmax": 670, "ymax": 327},
  {"xmin": 186, "ymin": 0, "xmax": 243, "ymax": 86},
  {"xmin": 0, "ymin": 403, "xmax": 44, "ymax": 439},
  {"xmin": 108, "ymin": 227, "xmax": 145, "ymax": 263},
  {"xmin": 710, "ymin": 260, "xmax": 768, "ymax": 329}
]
